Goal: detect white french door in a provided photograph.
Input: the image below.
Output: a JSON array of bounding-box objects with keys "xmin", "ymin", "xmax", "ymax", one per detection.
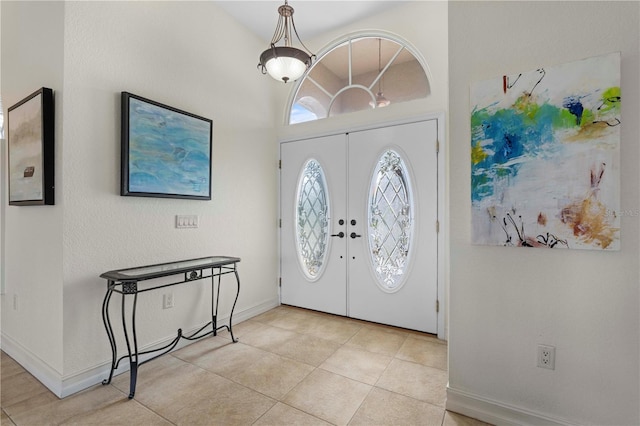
[
  {"xmin": 347, "ymin": 121, "xmax": 438, "ymax": 332},
  {"xmin": 280, "ymin": 120, "xmax": 439, "ymax": 333},
  {"xmin": 280, "ymin": 134, "xmax": 348, "ymax": 316}
]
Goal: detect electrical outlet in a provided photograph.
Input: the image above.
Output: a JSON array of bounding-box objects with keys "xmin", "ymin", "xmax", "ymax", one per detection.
[
  {"xmin": 537, "ymin": 344, "xmax": 555, "ymax": 370},
  {"xmin": 163, "ymin": 293, "xmax": 174, "ymax": 309}
]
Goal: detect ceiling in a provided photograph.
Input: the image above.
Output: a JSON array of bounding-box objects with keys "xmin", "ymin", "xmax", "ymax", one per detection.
[
  {"xmin": 314, "ymin": 37, "xmax": 416, "ymax": 80},
  {"xmin": 214, "ymin": 1, "xmax": 408, "ymax": 44}
]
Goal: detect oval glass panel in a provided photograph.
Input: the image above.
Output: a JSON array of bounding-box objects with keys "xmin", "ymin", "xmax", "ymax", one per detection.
[
  {"xmin": 296, "ymin": 159, "xmax": 330, "ymax": 280},
  {"xmin": 367, "ymin": 150, "xmax": 414, "ymax": 291}
]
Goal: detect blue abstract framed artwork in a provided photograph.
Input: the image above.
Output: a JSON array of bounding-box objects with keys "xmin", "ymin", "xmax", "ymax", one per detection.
[
  {"xmin": 121, "ymin": 92, "xmax": 212, "ymax": 200},
  {"xmin": 471, "ymin": 52, "xmax": 621, "ymax": 250}
]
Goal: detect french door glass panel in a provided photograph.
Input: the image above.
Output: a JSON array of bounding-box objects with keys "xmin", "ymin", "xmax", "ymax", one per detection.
[
  {"xmin": 296, "ymin": 159, "xmax": 330, "ymax": 279},
  {"xmin": 368, "ymin": 149, "xmax": 414, "ymax": 292}
]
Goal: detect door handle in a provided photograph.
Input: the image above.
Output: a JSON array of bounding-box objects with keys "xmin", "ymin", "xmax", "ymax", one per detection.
[
  {"xmin": 331, "ymin": 232, "xmax": 345, "ymax": 238},
  {"xmin": 350, "ymin": 232, "xmax": 362, "ymax": 239}
]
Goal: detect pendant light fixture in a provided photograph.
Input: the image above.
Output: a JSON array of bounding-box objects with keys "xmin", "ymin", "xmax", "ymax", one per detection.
[
  {"xmin": 258, "ymin": 0, "xmax": 314, "ymax": 83},
  {"xmin": 370, "ymin": 38, "xmax": 391, "ymax": 108}
]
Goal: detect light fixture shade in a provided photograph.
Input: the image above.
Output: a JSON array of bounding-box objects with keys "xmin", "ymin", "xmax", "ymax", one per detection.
[
  {"xmin": 260, "ymin": 46, "xmax": 311, "ymax": 83},
  {"xmin": 370, "ymin": 91, "xmax": 391, "ymax": 108}
]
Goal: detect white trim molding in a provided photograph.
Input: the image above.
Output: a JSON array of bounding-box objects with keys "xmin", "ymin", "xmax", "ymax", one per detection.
[
  {"xmin": 285, "ymin": 29, "xmax": 434, "ymax": 127},
  {"xmin": 1, "ymin": 333, "xmax": 64, "ymax": 397},
  {"xmin": 446, "ymin": 386, "xmax": 582, "ymax": 426}
]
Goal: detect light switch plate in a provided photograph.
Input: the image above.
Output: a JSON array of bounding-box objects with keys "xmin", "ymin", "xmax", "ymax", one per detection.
[{"xmin": 176, "ymin": 215, "xmax": 199, "ymax": 228}]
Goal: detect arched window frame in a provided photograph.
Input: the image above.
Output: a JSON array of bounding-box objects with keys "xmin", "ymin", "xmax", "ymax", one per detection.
[{"xmin": 285, "ymin": 30, "xmax": 433, "ymax": 125}]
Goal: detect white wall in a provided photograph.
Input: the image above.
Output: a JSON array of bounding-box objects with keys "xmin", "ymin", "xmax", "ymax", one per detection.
[
  {"xmin": 0, "ymin": 1, "xmax": 4, "ymax": 296},
  {"xmin": 1, "ymin": 1, "xmax": 66, "ymax": 380},
  {"xmin": 448, "ymin": 2, "xmax": 639, "ymax": 425},
  {"xmin": 2, "ymin": 1, "xmax": 279, "ymax": 396}
]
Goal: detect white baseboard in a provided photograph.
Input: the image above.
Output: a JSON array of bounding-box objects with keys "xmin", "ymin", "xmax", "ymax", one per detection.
[
  {"xmin": 0, "ymin": 333, "xmax": 65, "ymax": 397},
  {"xmin": 2, "ymin": 297, "xmax": 280, "ymax": 399},
  {"xmin": 446, "ymin": 386, "xmax": 580, "ymax": 426},
  {"xmin": 235, "ymin": 297, "xmax": 281, "ymax": 323}
]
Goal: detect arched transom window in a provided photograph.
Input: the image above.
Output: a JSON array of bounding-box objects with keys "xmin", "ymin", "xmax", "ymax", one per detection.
[{"xmin": 288, "ymin": 33, "xmax": 430, "ymax": 124}]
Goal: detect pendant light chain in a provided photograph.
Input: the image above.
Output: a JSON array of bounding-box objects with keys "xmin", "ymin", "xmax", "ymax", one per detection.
[
  {"xmin": 269, "ymin": 10, "xmax": 285, "ymax": 47},
  {"xmin": 290, "ymin": 13, "xmax": 315, "ymax": 61},
  {"xmin": 370, "ymin": 37, "xmax": 390, "ymax": 108},
  {"xmin": 378, "ymin": 38, "xmax": 383, "ymax": 93}
]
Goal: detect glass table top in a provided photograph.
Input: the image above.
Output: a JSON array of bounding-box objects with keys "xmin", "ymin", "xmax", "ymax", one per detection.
[{"xmin": 101, "ymin": 256, "xmax": 240, "ymax": 281}]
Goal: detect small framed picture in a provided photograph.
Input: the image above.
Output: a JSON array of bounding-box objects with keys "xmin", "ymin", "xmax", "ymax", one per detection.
[
  {"xmin": 8, "ymin": 87, "xmax": 55, "ymax": 206},
  {"xmin": 121, "ymin": 92, "xmax": 213, "ymax": 200}
]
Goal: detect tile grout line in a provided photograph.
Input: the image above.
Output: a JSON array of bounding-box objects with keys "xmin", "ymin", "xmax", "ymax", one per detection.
[{"xmin": 1, "ymin": 306, "xmax": 452, "ymax": 425}]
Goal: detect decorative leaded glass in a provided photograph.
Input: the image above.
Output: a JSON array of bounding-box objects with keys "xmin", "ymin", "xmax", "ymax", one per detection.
[
  {"xmin": 368, "ymin": 150, "xmax": 414, "ymax": 291},
  {"xmin": 296, "ymin": 160, "xmax": 330, "ymax": 279}
]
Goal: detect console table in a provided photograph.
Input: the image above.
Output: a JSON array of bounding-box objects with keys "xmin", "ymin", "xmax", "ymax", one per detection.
[{"xmin": 99, "ymin": 256, "xmax": 240, "ymax": 399}]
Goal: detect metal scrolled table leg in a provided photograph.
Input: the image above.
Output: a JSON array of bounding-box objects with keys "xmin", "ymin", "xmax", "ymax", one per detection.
[
  {"xmin": 101, "ymin": 282, "xmax": 117, "ymax": 385},
  {"xmin": 228, "ymin": 267, "xmax": 241, "ymax": 343}
]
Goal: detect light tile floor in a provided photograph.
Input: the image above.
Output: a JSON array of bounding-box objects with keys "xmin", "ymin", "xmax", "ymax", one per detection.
[{"xmin": 1, "ymin": 305, "xmax": 490, "ymax": 425}]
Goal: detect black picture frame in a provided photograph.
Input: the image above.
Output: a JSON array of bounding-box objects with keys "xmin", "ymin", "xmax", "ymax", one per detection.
[
  {"xmin": 8, "ymin": 87, "xmax": 55, "ymax": 206},
  {"xmin": 121, "ymin": 92, "xmax": 213, "ymax": 200}
]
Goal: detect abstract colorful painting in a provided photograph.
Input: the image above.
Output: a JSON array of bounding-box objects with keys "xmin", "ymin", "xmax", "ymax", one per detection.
[{"xmin": 471, "ymin": 52, "xmax": 620, "ymax": 250}]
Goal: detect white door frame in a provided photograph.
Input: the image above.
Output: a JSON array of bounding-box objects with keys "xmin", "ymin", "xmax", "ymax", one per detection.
[{"xmin": 278, "ymin": 112, "xmax": 447, "ymax": 340}]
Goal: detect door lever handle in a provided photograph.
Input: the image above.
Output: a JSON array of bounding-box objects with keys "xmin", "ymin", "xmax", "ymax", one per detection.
[
  {"xmin": 331, "ymin": 232, "xmax": 345, "ymax": 238},
  {"xmin": 350, "ymin": 232, "xmax": 362, "ymax": 239}
]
